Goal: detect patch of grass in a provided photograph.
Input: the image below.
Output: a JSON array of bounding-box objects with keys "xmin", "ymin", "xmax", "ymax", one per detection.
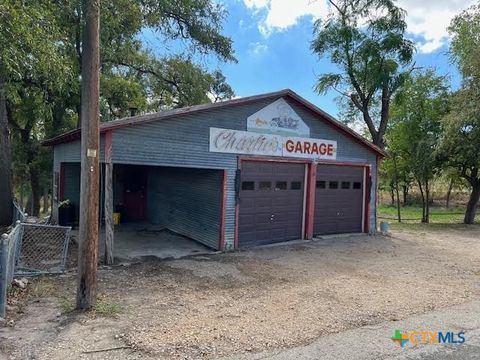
[
  {"xmin": 378, "ymin": 205, "xmax": 466, "ymax": 223},
  {"xmin": 58, "ymin": 297, "xmax": 124, "ymax": 318},
  {"xmin": 92, "ymin": 301, "xmax": 124, "ymax": 318},
  {"xmin": 59, "ymin": 297, "xmax": 75, "ymax": 314},
  {"xmin": 378, "ymin": 204, "xmax": 480, "ymax": 231},
  {"xmin": 31, "ymin": 280, "xmax": 58, "ymax": 297}
]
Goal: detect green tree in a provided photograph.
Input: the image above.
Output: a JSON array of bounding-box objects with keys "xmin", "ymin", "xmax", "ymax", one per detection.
[
  {"xmin": 311, "ymin": 0, "xmax": 415, "ymax": 148},
  {"xmin": 2, "ymin": 0, "xmax": 236, "ymax": 217},
  {"xmin": 439, "ymin": 3, "xmax": 480, "ymax": 224},
  {"xmin": 387, "ymin": 70, "xmax": 449, "ymax": 223},
  {"xmin": 0, "ymin": 0, "xmax": 70, "ymax": 222},
  {"xmin": 440, "ymin": 87, "xmax": 480, "ymax": 224}
]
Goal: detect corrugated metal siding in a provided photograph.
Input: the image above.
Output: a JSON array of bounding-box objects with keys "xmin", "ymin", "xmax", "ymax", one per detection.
[
  {"xmin": 52, "ymin": 97, "xmax": 379, "ymax": 243},
  {"xmin": 53, "ymin": 135, "xmax": 105, "ymax": 164},
  {"xmin": 111, "ymin": 97, "xmax": 378, "ymax": 245},
  {"xmin": 147, "ymin": 167, "xmax": 222, "ymax": 249},
  {"xmin": 111, "ymin": 100, "xmax": 277, "ymax": 250},
  {"xmin": 52, "ymin": 135, "xmax": 105, "ymax": 222}
]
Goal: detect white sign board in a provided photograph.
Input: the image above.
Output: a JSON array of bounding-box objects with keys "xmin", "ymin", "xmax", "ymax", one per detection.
[
  {"xmin": 209, "ymin": 128, "xmax": 337, "ymax": 160},
  {"xmin": 283, "ymin": 135, "xmax": 337, "ymax": 159},
  {"xmin": 210, "ymin": 127, "xmax": 282, "ymax": 157},
  {"xmin": 247, "ymin": 98, "xmax": 310, "ymax": 137}
]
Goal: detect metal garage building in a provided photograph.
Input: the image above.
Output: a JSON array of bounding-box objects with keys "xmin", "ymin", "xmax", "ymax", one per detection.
[{"xmin": 44, "ymin": 89, "xmax": 385, "ymax": 251}]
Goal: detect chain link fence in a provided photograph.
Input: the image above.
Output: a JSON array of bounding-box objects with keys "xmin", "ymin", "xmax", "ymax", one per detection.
[
  {"xmin": 1, "ymin": 222, "xmax": 71, "ymax": 318},
  {"xmin": 1, "ymin": 221, "xmax": 23, "ymax": 318},
  {"xmin": 12, "ymin": 201, "xmax": 26, "ymax": 225},
  {"xmin": 15, "ymin": 224, "xmax": 71, "ymax": 275}
]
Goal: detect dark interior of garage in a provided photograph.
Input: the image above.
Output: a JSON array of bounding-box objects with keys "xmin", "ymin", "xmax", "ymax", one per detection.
[{"xmin": 60, "ymin": 163, "xmax": 223, "ymax": 250}]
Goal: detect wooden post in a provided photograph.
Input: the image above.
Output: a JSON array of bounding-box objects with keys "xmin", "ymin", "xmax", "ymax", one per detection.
[
  {"xmin": 76, "ymin": 0, "xmax": 100, "ymax": 310},
  {"xmin": 0, "ymin": 234, "xmax": 8, "ymax": 319},
  {"xmin": 104, "ymin": 131, "xmax": 114, "ymax": 265}
]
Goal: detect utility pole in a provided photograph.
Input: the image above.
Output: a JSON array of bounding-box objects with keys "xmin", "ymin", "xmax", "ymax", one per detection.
[{"xmin": 76, "ymin": 0, "xmax": 100, "ymax": 309}]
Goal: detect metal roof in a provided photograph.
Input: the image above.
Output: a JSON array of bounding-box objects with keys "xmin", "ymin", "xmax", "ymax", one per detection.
[{"xmin": 42, "ymin": 89, "xmax": 386, "ymax": 157}]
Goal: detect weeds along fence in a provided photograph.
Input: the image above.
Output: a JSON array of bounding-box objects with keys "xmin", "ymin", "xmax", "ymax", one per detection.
[
  {"xmin": 0, "ymin": 221, "xmax": 71, "ymax": 319},
  {"xmin": 0, "ymin": 221, "xmax": 23, "ymax": 318}
]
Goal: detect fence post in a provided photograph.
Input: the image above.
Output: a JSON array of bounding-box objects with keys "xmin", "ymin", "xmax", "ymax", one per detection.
[{"xmin": 0, "ymin": 233, "xmax": 8, "ymax": 319}]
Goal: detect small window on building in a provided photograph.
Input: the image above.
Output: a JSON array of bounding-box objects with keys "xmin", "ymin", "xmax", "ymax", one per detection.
[
  {"xmin": 353, "ymin": 182, "xmax": 362, "ymax": 190},
  {"xmin": 241, "ymin": 181, "xmax": 255, "ymax": 190},
  {"xmin": 291, "ymin": 181, "xmax": 302, "ymax": 190},
  {"xmin": 275, "ymin": 181, "xmax": 287, "ymax": 190},
  {"xmin": 329, "ymin": 181, "xmax": 339, "ymax": 189},
  {"xmin": 259, "ymin": 181, "xmax": 272, "ymax": 190},
  {"xmin": 316, "ymin": 180, "xmax": 326, "ymax": 189},
  {"xmin": 341, "ymin": 181, "xmax": 350, "ymax": 189}
]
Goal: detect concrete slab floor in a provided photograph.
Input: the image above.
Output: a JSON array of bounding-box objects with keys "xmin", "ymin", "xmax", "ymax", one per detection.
[{"xmin": 73, "ymin": 223, "xmax": 214, "ymax": 261}]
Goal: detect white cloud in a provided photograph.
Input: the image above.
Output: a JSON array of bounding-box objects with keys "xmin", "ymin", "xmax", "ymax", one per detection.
[
  {"xmin": 399, "ymin": 0, "xmax": 476, "ymax": 53},
  {"xmin": 248, "ymin": 41, "xmax": 269, "ymax": 56},
  {"xmin": 243, "ymin": 0, "xmax": 475, "ymax": 53},
  {"xmin": 244, "ymin": 0, "xmax": 329, "ymax": 36}
]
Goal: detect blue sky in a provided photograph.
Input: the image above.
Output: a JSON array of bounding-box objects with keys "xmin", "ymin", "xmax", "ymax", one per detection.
[{"xmin": 144, "ymin": 0, "xmax": 474, "ymax": 117}]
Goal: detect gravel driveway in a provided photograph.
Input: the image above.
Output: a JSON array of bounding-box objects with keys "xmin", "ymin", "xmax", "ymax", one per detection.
[{"xmin": 2, "ymin": 225, "xmax": 480, "ymax": 359}]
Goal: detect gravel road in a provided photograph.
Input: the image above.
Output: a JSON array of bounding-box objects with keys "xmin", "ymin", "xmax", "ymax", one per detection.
[{"xmin": 1, "ymin": 224, "xmax": 479, "ymax": 359}]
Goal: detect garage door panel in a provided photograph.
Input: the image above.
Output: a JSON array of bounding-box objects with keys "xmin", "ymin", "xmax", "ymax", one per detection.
[
  {"xmin": 239, "ymin": 162, "xmax": 305, "ymax": 247},
  {"xmin": 239, "ymin": 214, "xmax": 255, "ymax": 225},
  {"xmin": 314, "ymin": 165, "xmax": 364, "ymax": 236}
]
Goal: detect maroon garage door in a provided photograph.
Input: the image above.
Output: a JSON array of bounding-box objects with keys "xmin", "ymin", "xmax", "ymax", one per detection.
[
  {"xmin": 314, "ymin": 165, "xmax": 364, "ymax": 235},
  {"xmin": 238, "ymin": 162, "xmax": 305, "ymax": 247}
]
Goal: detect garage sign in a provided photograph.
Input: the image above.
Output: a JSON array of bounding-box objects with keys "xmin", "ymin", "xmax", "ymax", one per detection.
[
  {"xmin": 209, "ymin": 127, "xmax": 337, "ymax": 160},
  {"xmin": 246, "ymin": 98, "xmax": 310, "ymax": 137}
]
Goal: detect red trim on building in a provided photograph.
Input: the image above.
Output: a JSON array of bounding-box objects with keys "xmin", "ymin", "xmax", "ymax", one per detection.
[
  {"xmin": 305, "ymin": 162, "xmax": 317, "ymax": 239},
  {"xmin": 234, "ymin": 157, "xmax": 241, "ymax": 249},
  {"xmin": 364, "ymin": 165, "xmax": 371, "ymax": 233},
  {"xmin": 219, "ymin": 169, "xmax": 227, "ymax": 251},
  {"xmin": 237, "ymin": 155, "xmax": 310, "ymax": 164},
  {"xmin": 316, "ymin": 160, "xmax": 370, "ymax": 167}
]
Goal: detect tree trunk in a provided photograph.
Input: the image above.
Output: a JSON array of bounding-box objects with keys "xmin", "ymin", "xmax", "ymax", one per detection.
[
  {"xmin": 390, "ymin": 182, "xmax": 395, "ymax": 206},
  {"xmin": 417, "ymin": 180, "xmax": 427, "ymax": 223},
  {"xmin": 403, "ymin": 184, "xmax": 408, "ymax": 205},
  {"xmin": 20, "ymin": 185, "xmax": 24, "ymax": 211},
  {"xmin": 0, "ymin": 75, "xmax": 13, "ymax": 226},
  {"xmin": 424, "ymin": 179, "xmax": 430, "ymax": 223},
  {"xmin": 393, "ymin": 154, "xmax": 401, "ymax": 222},
  {"xmin": 464, "ymin": 182, "xmax": 480, "ymax": 224},
  {"xmin": 29, "ymin": 167, "xmax": 41, "ymax": 217},
  {"xmin": 43, "ymin": 186, "xmax": 49, "ymax": 213},
  {"xmin": 26, "ymin": 196, "xmax": 32, "ymax": 216},
  {"xmin": 446, "ymin": 178, "xmax": 454, "ymax": 209}
]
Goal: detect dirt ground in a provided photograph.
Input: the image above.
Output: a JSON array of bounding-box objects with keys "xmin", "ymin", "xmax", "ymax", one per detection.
[{"xmin": 1, "ymin": 225, "xmax": 480, "ymax": 359}]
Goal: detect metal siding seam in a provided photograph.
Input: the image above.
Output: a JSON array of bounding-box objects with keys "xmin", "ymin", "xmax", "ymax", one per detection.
[{"xmin": 147, "ymin": 167, "xmax": 222, "ymax": 249}]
